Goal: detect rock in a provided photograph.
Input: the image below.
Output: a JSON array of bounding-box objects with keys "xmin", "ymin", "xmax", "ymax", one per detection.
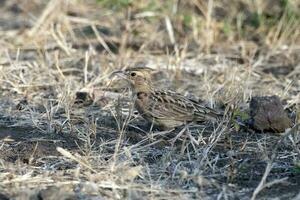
[
  {"xmin": 249, "ymin": 95, "xmax": 293, "ymax": 133},
  {"xmin": 75, "ymin": 91, "xmax": 93, "ymax": 105}
]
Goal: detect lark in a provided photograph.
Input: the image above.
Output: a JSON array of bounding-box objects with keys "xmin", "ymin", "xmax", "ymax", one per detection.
[{"xmin": 112, "ymin": 67, "xmax": 222, "ymax": 129}]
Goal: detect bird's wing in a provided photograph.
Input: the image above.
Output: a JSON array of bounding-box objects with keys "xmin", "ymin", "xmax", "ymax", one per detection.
[
  {"xmin": 148, "ymin": 90, "xmax": 221, "ymax": 122},
  {"xmin": 187, "ymin": 97, "xmax": 223, "ymax": 120}
]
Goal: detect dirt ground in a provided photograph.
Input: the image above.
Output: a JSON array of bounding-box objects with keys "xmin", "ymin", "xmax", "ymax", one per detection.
[{"xmin": 0, "ymin": 0, "xmax": 299, "ymax": 200}]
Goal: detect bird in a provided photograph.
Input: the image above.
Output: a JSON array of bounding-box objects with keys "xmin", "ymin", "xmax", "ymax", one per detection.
[{"xmin": 111, "ymin": 67, "xmax": 223, "ymax": 130}]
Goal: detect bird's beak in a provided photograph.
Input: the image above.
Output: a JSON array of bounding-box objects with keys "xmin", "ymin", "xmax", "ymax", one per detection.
[{"xmin": 109, "ymin": 70, "xmax": 127, "ymax": 79}]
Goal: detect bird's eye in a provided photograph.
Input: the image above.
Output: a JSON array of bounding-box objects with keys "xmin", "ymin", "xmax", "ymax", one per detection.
[{"xmin": 130, "ymin": 72, "xmax": 136, "ymax": 77}]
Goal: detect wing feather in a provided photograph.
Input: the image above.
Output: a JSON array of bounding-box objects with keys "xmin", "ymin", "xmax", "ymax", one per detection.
[{"xmin": 146, "ymin": 90, "xmax": 221, "ymax": 122}]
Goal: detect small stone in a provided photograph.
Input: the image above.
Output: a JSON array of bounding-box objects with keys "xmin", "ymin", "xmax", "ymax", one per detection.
[
  {"xmin": 75, "ymin": 91, "xmax": 93, "ymax": 105},
  {"xmin": 249, "ymin": 95, "xmax": 293, "ymax": 133}
]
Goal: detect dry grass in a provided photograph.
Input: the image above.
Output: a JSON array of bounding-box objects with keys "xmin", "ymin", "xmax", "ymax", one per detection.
[{"xmin": 0, "ymin": 0, "xmax": 299, "ymax": 199}]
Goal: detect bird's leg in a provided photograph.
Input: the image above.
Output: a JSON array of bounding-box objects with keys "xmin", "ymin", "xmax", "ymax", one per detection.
[
  {"xmin": 169, "ymin": 124, "xmax": 188, "ymax": 146},
  {"xmin": 180, "ymin": 133, "xmax": 188, "ymax": 155},
  {"xmin": 186, "ymin": 125, "xmax": 199, "ymax": 150},
  {"xmin": 148, "ymin": 119, "xmax": 155, "ymax": 140}
]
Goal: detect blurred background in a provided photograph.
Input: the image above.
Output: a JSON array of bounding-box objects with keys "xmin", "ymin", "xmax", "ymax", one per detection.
[{"xmin": 1, "ymin": 0, "xmax": 299, "ymax": 60}]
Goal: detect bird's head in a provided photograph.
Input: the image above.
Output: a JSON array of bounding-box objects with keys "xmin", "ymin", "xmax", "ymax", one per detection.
[{"xmin": 111, "ymin": 67, "xmax": 154, "ymax": 93}]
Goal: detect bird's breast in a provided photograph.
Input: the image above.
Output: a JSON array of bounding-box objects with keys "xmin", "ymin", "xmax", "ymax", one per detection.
[{"xmin": 134, "ymin": 92, "xmax": 150, "ymax": 115}]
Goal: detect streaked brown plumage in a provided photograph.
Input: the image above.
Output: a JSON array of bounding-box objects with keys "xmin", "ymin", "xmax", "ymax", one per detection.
[{"xmin": 112, "ymin": 67, "xmax": 222, "ymax": 129}]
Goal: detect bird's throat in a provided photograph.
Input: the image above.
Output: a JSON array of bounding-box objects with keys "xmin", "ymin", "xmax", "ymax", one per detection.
[{"xmin": 133, "ymin": 83, "xmax": 152, "ymax": 94}]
